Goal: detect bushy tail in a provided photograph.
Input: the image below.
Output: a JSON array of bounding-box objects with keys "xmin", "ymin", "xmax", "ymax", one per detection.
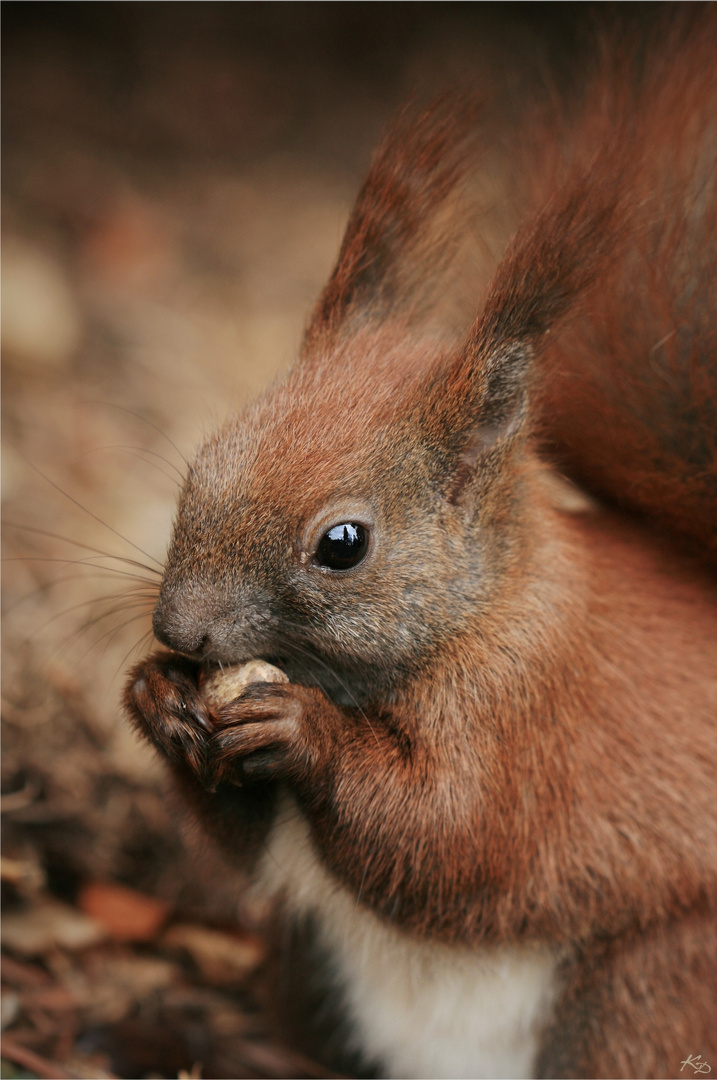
[{"xmin": 531, "ymin": 8, "xmax": 717, "ymax": 564}]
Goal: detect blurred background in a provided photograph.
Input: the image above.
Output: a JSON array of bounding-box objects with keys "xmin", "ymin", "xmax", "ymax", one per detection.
[{"xmin": 2, "ymin": 5, "xmax": 659, "ymax": 1077}]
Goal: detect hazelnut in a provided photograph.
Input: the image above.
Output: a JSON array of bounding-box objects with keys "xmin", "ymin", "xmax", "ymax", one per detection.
[{"xmin": 199, "ymin": 660, "xmax": 288, "ymax": 711}]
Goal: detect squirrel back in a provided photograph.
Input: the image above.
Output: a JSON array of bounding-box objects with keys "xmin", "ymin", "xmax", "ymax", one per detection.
[{"xmin": 126, "ymin": 9, "xmax": 717, "ymax": 1078}]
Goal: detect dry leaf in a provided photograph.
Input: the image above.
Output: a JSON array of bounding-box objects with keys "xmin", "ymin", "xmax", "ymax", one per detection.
[
  {"xmin": 78, "ymin": 882, "xmax": 171, "ymax": 942},
  {"xmin": 161, "ymin": 923, "xmax": 265, "ymax": 984},
  {"xmin": 1, "ymin": 899, "xmax": 105, "ymax": 956}
]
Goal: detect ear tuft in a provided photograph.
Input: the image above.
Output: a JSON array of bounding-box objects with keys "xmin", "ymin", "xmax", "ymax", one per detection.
[
  {"xmin": 303, "ymin": 93, "xmax": 482, "ymax": 347},
  {"xmin": 418, "ymin": 161, "xmax": 627, "ymax": 502}
]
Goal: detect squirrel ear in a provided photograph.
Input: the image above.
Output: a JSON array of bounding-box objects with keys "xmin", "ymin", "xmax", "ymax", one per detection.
[
  {"xmin": 421, "ymin": 338, "xmax": 532, "ymax": 507},
  {"xmin": 422, "ymin": 166, "xmax": 627, "ymax": 503},
  {"xmin": 302, "ymin": 94, "xmax": 481, "ymax": 350}
]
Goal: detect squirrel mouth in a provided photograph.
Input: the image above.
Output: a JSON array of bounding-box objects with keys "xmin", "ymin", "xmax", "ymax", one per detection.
[{"xmin": 200, "ymin": 655, "xmax": 289, "ymax": 676}]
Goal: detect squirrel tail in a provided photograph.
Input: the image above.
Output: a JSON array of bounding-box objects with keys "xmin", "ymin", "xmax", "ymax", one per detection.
[{"xmin": 531, "ymin": 8, "xmax": 717, "ymax": 565}]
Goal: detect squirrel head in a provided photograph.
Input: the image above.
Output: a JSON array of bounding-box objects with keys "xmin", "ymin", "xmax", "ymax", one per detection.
[
  {"xmin": 153, "ymin": 321, "xmax": 531, "ymax": 702},
  {"xmin": 153, "ymin": 98, "xmax": 623, "ymax": 703}
]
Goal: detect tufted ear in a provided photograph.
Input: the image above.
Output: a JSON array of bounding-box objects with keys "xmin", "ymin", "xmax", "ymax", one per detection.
[
  {"xmin": 302, "ymin": 93, "xmax": 482, "ymax": 351},
  {"xmin": 417, "ymin": 164, "xmax": 628, "ymax": 504}
]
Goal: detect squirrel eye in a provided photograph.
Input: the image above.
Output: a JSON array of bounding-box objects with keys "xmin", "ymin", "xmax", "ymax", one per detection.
[{"xmin": 315, "ymin": 523, "xmax": 369, "ymax": 571}]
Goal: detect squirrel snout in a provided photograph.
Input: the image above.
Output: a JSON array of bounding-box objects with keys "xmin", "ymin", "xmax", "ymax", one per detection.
[
  {"xmin": 152, "ymin": 600, "xmax": 210, "ymax": 656},
  {"xmin": 152, "ymin": 581, "xmax": 276, "ymax": 663}
]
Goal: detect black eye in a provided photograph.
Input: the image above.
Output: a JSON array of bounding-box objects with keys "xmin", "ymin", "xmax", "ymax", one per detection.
[{"xmin": 316, "ymin": 522, "xmax": 369, "ymax": 571}]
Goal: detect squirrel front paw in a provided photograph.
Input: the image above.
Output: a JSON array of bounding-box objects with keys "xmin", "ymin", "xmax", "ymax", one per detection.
[
  {"xmin": 124, "ymin": 652, "xmax": 213, "ymax": 785},
  {"xmin": 125, "ymin": 655, "xmax": 334, "ymax": 789},
  {"xmin": 211, "ymin": 682, "xmax": 320, "ymax": 783}
]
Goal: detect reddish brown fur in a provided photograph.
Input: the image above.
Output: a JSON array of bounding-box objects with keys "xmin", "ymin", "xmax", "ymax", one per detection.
[
  {"xmin": 531, "ymin": 11, "xmax": 717, "ymax": 562},
  {"xmin": 125, "ymin": 9, "xmax": 717, "ymax": 1078},
  {"xmin": 305, "ymin": 93, "xmax": 482, "ymax": 346}
]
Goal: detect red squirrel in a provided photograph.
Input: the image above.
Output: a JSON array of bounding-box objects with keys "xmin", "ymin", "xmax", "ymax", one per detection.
[{"xmin": 125, "ymin": 11, "xmax": 717, "ymax": 1079}]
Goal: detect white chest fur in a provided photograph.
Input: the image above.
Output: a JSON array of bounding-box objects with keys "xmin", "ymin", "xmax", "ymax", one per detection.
[{"xmin": 257, "ymin": 800, "xmax": 560, "ymax": 1080}]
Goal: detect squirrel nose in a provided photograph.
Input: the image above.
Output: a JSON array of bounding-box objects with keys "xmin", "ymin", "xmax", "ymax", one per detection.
[
  {"xmin": 152, "ymin": 582, "xmax": 236, "ymax": 657},
  {"xmin": 151, "ymin": 581, "xmax": 274, "ymax": 662},
  {"xmin": 152, "ymin": 601, "xmax": 211, "ymax": 656}
]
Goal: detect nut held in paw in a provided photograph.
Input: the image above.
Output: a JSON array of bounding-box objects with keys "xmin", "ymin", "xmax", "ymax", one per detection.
[{"xmin": 199, "ymin": 660, "xmax": 289, "ymax": 711}]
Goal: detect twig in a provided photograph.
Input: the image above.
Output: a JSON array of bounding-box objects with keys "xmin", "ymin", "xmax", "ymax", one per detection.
[
  {"xmin": 0, "ymin": 1035, "xmax": 71, "ymax": 1080},
  {"xmin": 0, "ymin": 953, "xmax": 51, "ymax": 987}
]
